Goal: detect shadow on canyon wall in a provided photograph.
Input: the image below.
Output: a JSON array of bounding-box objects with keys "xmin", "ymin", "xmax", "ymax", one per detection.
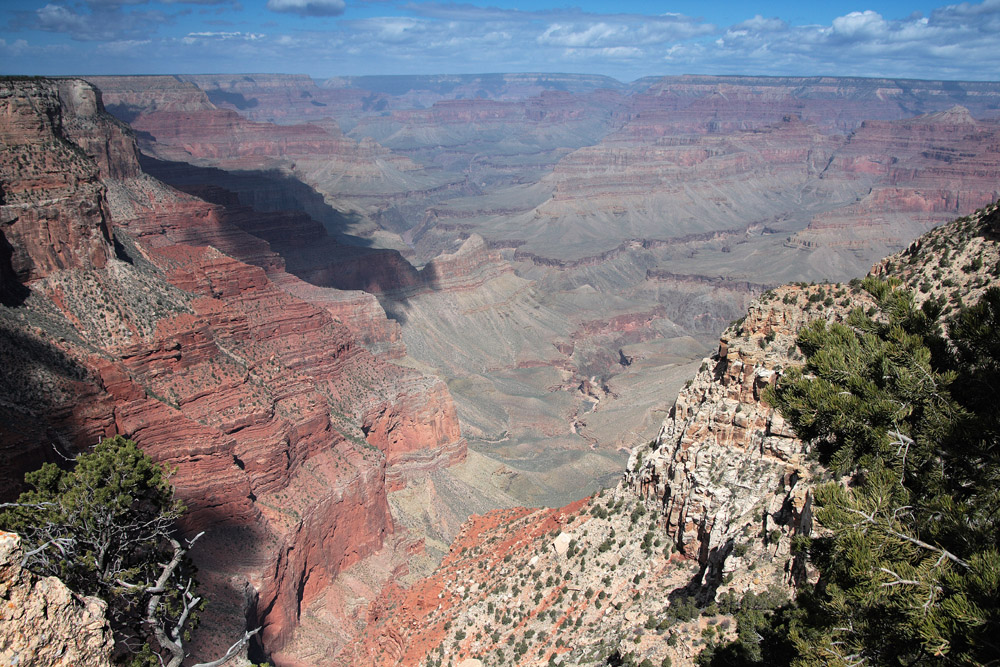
[
  {"xmin": 0, "ymin": 323, "xmax": 99, "ymax": 500},
  {"xmin": 139, "ymin": 154, "xmax": 452, "ymax": 326}
]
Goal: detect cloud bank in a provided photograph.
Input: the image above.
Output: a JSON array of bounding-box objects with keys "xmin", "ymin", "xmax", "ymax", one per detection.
[{"xmin": 2, "ymin": 0, "xmax": 1000, "ymax": 81}]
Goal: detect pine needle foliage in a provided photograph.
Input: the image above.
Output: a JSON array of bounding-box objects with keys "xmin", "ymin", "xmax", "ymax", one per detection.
[
  {"xmin": 706, "ymin": 279, "xmax": 1000, "ymax": 666},
  {"xmin": 0, "ymin": 436, "xmax": 200, "ymax": 664}
]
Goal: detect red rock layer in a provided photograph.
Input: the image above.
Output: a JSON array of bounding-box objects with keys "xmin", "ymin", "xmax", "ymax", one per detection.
[
  {"xmin": 109, "ymin": 95, "xmax": 422, "ymax": 188},
  {"xmin": 537, "ymin": 115, "xmax": 846, "ymax": 237},
  {"xmin": 0, "ymin": 80, "xmax": 114, "ymax": 283},
  {"xmin": 85, "ymin": 75, "xmax": 218, "ymax": 115},
  {"xmin": 794, "ymin": 107, "xmax": 1000, "ymax": 248},
  {"xmin": 632, "ymin": 75, "xmax": 1000, "ymax": 136},
  {"xmin": 129, "ymin": 109, "xmax": 350, "ymax": 164},
  {"xmin": 0, "ymin": 79, "xmax": 466, "ymax": 663}
]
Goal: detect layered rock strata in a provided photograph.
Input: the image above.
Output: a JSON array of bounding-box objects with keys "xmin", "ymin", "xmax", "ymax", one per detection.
[
  {"xmin": 0, "ymin": 78, "xmax": 465, "ymax": 664},
  {"xmin": 793, "ymin": 107, "xmax": 1000, "ymax": 251}
]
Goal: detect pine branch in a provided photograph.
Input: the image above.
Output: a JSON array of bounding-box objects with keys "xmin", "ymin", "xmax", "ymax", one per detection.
[{"xmin": 847, "ymin": 507, "xmax": 969, "ymax": 568}]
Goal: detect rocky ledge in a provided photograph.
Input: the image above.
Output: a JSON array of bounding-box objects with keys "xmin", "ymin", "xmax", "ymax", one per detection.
[{"xmin": 0, "ymin": 531, "xmax": 114, "ymax": 667}]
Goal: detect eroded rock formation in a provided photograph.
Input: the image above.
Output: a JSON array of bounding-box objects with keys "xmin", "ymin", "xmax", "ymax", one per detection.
[{"xmin": 0, "ymin": 77, "xmax": 465, "ymax": 664}]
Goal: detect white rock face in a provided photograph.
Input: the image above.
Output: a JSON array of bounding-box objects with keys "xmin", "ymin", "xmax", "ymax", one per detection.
[
  {"xmin": 551, "ymin": 532, "xmax": 573, "ymax": 556},
  {"xmin": 0, "ymin": 531, "xmax": 114, "ymax": 667},
  {"xmin": 624, "ymin": 285, "xmax": 872, "ymax": 581}
]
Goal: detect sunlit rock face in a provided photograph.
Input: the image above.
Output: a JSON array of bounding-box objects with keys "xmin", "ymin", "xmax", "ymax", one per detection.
[
  {"xmin": 0, "ymin": 78, "xmax": 466, "ymax": 662},
  {"xmin": 0, "ymin": 531, "xmax": 115, "ymax": 667}
]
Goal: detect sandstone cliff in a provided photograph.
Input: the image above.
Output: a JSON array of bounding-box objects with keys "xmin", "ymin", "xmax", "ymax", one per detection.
[{"xmin": 0, "ymin": 77, "xmax": 466, "ymax": 664}]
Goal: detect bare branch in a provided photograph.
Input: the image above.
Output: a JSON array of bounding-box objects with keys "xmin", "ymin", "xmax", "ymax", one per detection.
[
  {"xmin": 883, "ymin": 527, "xmax": 969, "ymax": 569},
  {"xmin": 191, "ymin": 627, "xmax": 262, "ymax": 667},
  {"xmin": 890, "ymin": 428, "xmax": 913, "ymax": 483},
  {"xmin": 21, "ymin": 536, "xmax": 73, "ymax": 562},
  {"xmin": 145, "ymin": 537, "xmax": 187, "ymax": 667},
  {"xmin": 845, "ymin": 508, "xmax": 969, "ymax": 568},
  {"xmin": 878, "ymin": 567, "xmax": 923, "ymax": 588}
]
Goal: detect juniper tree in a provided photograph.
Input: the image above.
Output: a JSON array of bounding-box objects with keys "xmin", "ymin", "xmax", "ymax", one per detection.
[{"xmin": 0, "ymin": 436, "xmax": 258, "ymax": 667}]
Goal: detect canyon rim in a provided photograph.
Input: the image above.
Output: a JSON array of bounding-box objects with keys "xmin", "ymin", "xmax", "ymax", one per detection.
[{"xmin": 2, "ymin": 2, "xmax": 1000, "ymax": 663}]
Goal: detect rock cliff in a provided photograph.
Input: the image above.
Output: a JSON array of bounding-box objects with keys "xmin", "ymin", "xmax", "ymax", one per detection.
[
  {"xmin": 0, "ymin": 77, "xmax": 465, "ymax": 664},
  {"xmin": 0, "ymin": 531, "xmax": 114, "ymax": 667},
  {"xmin": 90, "ymin": 74, "xmax": 456, "ymax": 221},
  {"xmin": 624, "ymin": 283, "xmax": 874, "ymax": 574}
]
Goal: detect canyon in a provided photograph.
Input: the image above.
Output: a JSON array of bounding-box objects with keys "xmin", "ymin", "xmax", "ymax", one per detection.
[
  {"xmin": 2, "ymin": 72, "xmax": 999, "ymax": 665},
  {"xmin": 353, "ymin": 202, "xmax": 1000, "ymax": 667},
  {"xmin": 86, "ymin": 72, "xmax": 1000, "ymax": 509},
  {"xmin": 0, "ymin": 78, "xmax": 465, "ymax": 662}
]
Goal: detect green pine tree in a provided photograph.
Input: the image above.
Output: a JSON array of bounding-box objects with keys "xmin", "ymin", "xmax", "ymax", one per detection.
[
  {"xmin": 706, "ymin": 280, "xmax": 1000, "ymax": 666},
  {"xmin": 0, "ymin": 436, "xmax": 209, "ymax": 665}
]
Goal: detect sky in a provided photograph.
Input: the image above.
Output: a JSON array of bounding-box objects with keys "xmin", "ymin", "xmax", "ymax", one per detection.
[{"xmin": 1, "ymin": 0, "xmax": 999, "ymax": 82}]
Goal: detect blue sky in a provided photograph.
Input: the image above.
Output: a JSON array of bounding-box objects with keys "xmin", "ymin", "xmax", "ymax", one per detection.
[{"xmin": 1, "ymin": 0, "xmax": 998, "ymax": 81}]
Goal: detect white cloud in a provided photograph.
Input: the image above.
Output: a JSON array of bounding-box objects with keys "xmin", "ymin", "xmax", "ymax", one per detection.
[
  {"xmin": 0, "ymin": 38, "xmax": 30, "ymax": 56},
  {"xmin": 536, "ymin": 14, "xmax": 713, "ymax": 52},
  {"xmin": 563, "ymin": 46, "xmax": 643, "ymax": 60},
  {"xmin": 4, "ymin": 0, "xmax": 1000, "ymax": 83},
  {"xmin": 96, "ymin": 39, "xmax": 151, "ymax": 54},
  {"xmin": 35, "ymin": 4, "xmax": 90, "ymax": 35},
  {"xmin": 831, "ymin": 10, "xmax": 889, "ymax": 39},
  {"xmin": 266, "ymin": 0, "xmax": 345, "ymax": 17},
  {"xmin": 26, "ymin": 3, "xmax": 169, "ymax": 42},
  {"xmin": 181, "ymin": 31, "xmax": 265, "ymax": 44},
  {"xmin": 538, "ymin": 23, "xmax": 627, "ymax": 48},
  {"xmin": 733, "ymin": 15, "xmax": 787, "ymax": 32},
  {"xmin": 704, "ymin": 3, "xmax": 1000, "ymax": 80}
]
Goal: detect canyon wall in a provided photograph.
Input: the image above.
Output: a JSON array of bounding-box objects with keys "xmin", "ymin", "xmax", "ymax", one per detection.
[{"xmin": 0, "ymin": 78, "xmax": 465, "ymax": 663}]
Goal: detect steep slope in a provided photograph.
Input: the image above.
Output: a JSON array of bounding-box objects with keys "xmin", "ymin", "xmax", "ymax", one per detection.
[
  {"xmin": 356, "ymin": 203, "xmax": 1000, "ymax": 666},
  {"xmin": 0, "ymin": 78, "xmax": 465, "ymax": 664}
]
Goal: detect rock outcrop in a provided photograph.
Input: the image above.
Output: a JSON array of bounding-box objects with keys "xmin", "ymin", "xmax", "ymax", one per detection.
[
  {"xmin": 0, "ymin": 79, "xmax": 115, "ymax": 285},
  {"xmin": 623, "ymin": 283, "xmax": 875, "ymax": 576},
  {"xmin": 0, "ymin": 531, "xmax": 114, "ymax": 667}
]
